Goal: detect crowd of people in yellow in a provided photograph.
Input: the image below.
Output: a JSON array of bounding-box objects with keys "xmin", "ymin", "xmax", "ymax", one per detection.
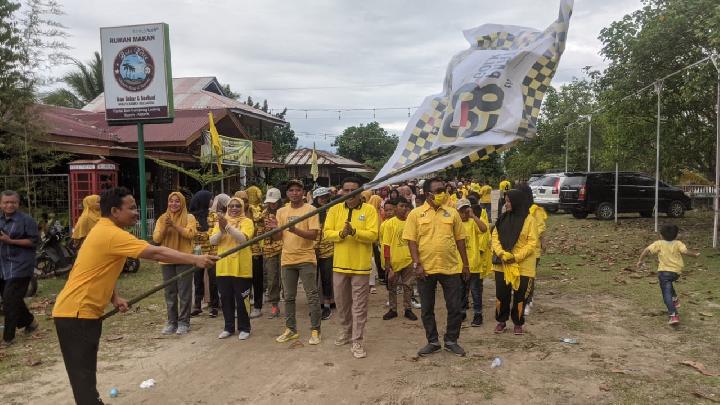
[{"xmin": 41, "ymin": 176, "xmax": 550, "ymax": 404}]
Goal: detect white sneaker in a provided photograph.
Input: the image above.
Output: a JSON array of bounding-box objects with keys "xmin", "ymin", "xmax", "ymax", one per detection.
[
  {"xmin": 411, "ymin": 298, "xmax": 421, "ymax": 309},
  {"xmin": 218, "ymin": 331, "xmax": 232, "ymax": 339},
  {"xmin": 238, "ymin": 331, "xmax": 251, "ymax": 340},
  {"xmin": 524, "ymin": 302, "xmax": 533, "ymax": 316},
  {"xmin": 249, "ymin": 308, "xmax": 262, "ymax": 318}
]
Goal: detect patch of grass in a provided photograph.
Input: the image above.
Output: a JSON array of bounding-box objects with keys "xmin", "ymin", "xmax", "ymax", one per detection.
[{"xmin": 0, "ymin": 260, "xmax": 167, "ymax": 386}]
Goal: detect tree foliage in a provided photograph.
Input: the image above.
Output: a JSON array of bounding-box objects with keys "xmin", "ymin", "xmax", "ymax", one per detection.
[
  {"xmin": 505, "ymin": 0, "xmax": 720, "ymax": 183},
  {"xmin": 43, "ymin": 51, "xmax": 102, "ymax": 108},
  {"xmin": 332, "ymin": 122, "xmax": 398, "ymax": 171}
]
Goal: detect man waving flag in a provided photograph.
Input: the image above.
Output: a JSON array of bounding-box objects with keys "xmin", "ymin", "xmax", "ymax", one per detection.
[{"xmin": 373, "ymin": 0, "xmax": 573, "ymax": 187}]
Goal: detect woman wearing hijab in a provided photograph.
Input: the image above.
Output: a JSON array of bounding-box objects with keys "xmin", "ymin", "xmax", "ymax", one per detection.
[
  {"xmin": 189, "ymin": 190, "xmax": 219, "ymax": 317},
  {"xmin": 516, "ymin": 183, "xmax": 547, "ymax": 316},
  {"xmin": 490, "ymin": 189, "xmax": 538, "ymax": 336},
  {"xmin": 235, "ymin": 190, "xmax": 265, "ymax": 318},
  {"xmin": 209, "ymin": 197, "xmax": 255, "ymax": 340},
  {"xmin": 153, "ymin": 192, "xmax": 198, "ymax": 335},
  {"xmin": 71, "ymin": 195, "xmax": 101, "ymax": 245}
]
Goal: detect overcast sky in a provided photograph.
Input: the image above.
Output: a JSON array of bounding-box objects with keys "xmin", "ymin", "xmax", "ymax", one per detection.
[{"xmin": 52, "ymin": 0, "xmax": 642, "ymax": 151}]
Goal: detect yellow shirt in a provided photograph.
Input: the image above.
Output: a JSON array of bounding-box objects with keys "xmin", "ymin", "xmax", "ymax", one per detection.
[
  {"xmin": 480, "ymin": 185, "xmax": 493, "ymax": 203},
  {"xmin": 499, "ymin": 180, "xmax": 511, "ymax": 192},
  {"xmin": 457, "ymin": 219, "xmax": 481, "ymax": 273},
  {"xmin": 476, "ymin": 209, "xmax": 492, "ymax": 277},
  {"xmin": 276, "ymin": 203, "xmax": 320, "ymax": 266},
  {"xmin": 491, "ymin": 215, "xmax": 538, "ymax": 277},
  {"xmin": 209, "ymin": 217, "xmax": 254, "ymax": 278},
  {"xmin": 647, "ymin": 240, "xmax": 688, "ymax": 273},
  {"xmin": 403, "ymin": 202, "xmax": 466, "ymax": 275},
  {"xmin": 529, "ymin": 204, "xmax": 547, "ymax": 257},
  {"xmin": 52, "ymin": 218, "xmax": 149, "ymax": 319},
  {"xmin": 152, "ymin": 213, "xmax": 197, "ymax": 263},
  {"xmin": 382, "ymin": 217, "xmax": 412, "ymax": 272},
  {"xmin": 324, "ymin": 202, "xmax": 378, "ymax": 275}
]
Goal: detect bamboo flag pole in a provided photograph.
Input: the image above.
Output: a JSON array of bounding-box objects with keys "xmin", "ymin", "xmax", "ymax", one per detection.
[{"xmin": 100, "ymin": 148, "xmax": 454, "ymax": 320}]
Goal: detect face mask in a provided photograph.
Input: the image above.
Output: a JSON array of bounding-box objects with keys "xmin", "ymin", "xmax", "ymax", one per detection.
[{"xmin": 432, "ymin": 192, "xmax": 448, "ymax": 206}]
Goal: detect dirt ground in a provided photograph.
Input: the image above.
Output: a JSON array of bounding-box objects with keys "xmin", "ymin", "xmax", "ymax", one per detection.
[{"xmin": 2, "ymin": 211, "xmax": 720, "ymax": 404}]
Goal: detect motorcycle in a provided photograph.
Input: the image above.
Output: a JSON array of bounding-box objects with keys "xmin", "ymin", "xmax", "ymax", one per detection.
[{"xmin": 27, "ymin": 221, "xmax": 141, "ymax": 297}]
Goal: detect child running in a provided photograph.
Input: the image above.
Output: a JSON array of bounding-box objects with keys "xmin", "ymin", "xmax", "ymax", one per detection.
[{"xmin": 637, "ymin": 224, "xmax": 700, "ymax": 325}]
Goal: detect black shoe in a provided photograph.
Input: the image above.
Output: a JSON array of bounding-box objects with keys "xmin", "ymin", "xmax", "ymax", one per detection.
[
  {"xmin": 471, "ymin": 313, "xmax": 483, "ymax": 327},
  {"xmin": 444, "ymin": 343, "xmax": 466, "ymax": 357},
  {"xmin": 24, "ymin": 319, "xmax": 39, "ymax": 334},
  {"xmin": 209, "ymin": 308, "xmax": 218, "ymax": 318},
  {"xmin": 190, "ymin": 308, "xmax": 202, "ymax": 317},
  {"xmin": 383, "ymin": 309, "xmax": 398, "ymax": 320},
  {"xmin": 417, "ymin": 342, "xmax": 441, "ymax": 357},
  {"xmin": 404, "ymin": 309, "xmax": 418, "ymax": 321},
  {"xmin": 321, "ymin": 306, "xmax": 332, "ymax": 320}
]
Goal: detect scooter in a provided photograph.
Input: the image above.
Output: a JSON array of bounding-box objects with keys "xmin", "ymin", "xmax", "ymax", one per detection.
[{"xmin": 34, "ymin": 220, "xmax": 76, "ymax": 279}]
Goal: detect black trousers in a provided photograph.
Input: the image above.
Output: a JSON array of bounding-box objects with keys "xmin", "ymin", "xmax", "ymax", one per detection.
[
  {"xmin": 372, "ymin": 244, "xmax": 384, "ymax": 281},
  {"xmin": 317, "ymin": 256, "xmax": 334, "ymax": 302},
  {"xmin": 252, "ymin": 255, "xmax": 264, "ymax": 309},
  {"xmin": 217, "ymin": 276, "xmax": 252, "ymax": 333},
  {"xmin": 417, "ymin": 273, "xmax": 463, "ymax": 344},
  {"xmin": 54, "ymin": 317, "xmax": 104, "ymax": 405},
  {"xmin": 1, "ymin": 276, "xmax": 34, "ymax": 342},
  {"xmin": 494, "ymin": 271, "xmax": 533, "ymax": 326},
  {"xmin": 193, "ymin": 266, "xmax": 219, "ymax": 310}
]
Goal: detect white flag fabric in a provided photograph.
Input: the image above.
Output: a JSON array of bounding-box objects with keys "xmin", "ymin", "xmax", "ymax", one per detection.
[{"xmin": 371, "ymin": 0, "xmax": 573, "ymax": 188}]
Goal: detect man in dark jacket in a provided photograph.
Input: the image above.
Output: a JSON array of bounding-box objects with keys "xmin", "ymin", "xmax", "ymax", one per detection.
[{"xmin": 0, "ymin": 190, "xmax": 39, "ymax": 346}]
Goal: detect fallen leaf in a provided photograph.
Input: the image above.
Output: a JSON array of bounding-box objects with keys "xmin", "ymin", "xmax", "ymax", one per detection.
[
  {"xmin": 106, "ymin": 335, "xmax": 124, "ymax": 342},
  {"xmin": 692, "ymin": 391, "xmax": 720, "ymax": 403},
  {"xmin": 289, "ymin": 340, "xmax": 304, "ymax": 349},
  {"xmin": 699, "ymin": 312, "xmax": 714, "ymax": 317},
  {"xmin": 26, "ymin": 357, "xmax": 42, "ymax": 367},
  {"xmin": 680, "ymin": 360, "xmax": 718, "ymax": 376},
  {"xmin": 323, "ymin": 362, "xmax": 334, "ymax": 367}
]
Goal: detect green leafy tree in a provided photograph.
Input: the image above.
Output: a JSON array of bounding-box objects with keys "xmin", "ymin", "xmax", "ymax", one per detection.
[
  {"xmin": 43, "ymin": 51, "xmax": 102, "ymax": 108},
  {"xmin": 333, "ymin": 122, "xmax": 398, "ymax": 171},
  {"xmin": 220, "ymin": 83, "xmax": 240, "ymax": 100}
]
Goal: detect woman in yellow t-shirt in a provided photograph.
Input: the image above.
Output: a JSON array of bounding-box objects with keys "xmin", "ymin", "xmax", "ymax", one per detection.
[
  {"xmin": 209, "ymin": 197, "xmax": 255, "ymax": 340},
  {"xmin": 71, "ymin": 194, "xmax": 101, "ymax": 245},
  {"xmin": 153, "ymin": 192, "xmax": 198, "ymax": 336},
  {"xmin": 235, "ymin": 190, "xmax": 265, "ymax": 318},
  {"xmin": 491, "ymin": 189, "xmax": 538, "ymax": 336}
]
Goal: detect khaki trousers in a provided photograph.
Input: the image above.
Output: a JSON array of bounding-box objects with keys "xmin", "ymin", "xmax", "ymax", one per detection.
[
  {"xmin": 388, "ymin": 266, "xmax": 416, "ymax": 311},
  {"xmin": 333, "ymin": 272, "xmax": 369, "ymax": 343}
]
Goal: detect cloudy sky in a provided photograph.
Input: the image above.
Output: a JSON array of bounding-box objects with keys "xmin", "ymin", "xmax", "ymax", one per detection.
[{"xmin": 52, "ymin": 0, "xmax": 642, "ymax": 151}]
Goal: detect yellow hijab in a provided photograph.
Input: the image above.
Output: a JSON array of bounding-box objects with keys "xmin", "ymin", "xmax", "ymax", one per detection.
[
  {"xmin": 156, "ymin": 192, "xmax": 192, "ymax": 249},
  {"xmin": 361, "ymin": 190, "xmax": 373, "ymax": 202},
  {"xmin": 246, "ymin": 186, "xmax": 262, "ymax": 207},
  {"xmin": 71, "ymin": 194, "xmax": 101, "ymax": 239},
  {"xmin": 225, "ymin": 197, "xmax": 247, "ymax": 226},
  {"xmin": 367, "ymin": 194, "xmax": 382, "ymax": 211}
]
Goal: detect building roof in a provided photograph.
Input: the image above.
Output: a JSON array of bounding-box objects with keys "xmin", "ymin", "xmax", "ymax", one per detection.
[
  {"xmin": 284, "ymin": 148, "xmax": 372, "ymax": 172},
  {"xmin": 83, "ymin": 77, "xmax": 286, "ymax": 126}
]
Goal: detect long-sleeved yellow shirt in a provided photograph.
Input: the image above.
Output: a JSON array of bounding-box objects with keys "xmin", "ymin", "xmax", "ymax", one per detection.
[
  {"xmin": 324, "ymin": 202, "xmax": 378, "ymax": 275},
  {"xmin": 529, "ymin": 204, "xmax": 547, "ymax": 258},
  {"xmin": 491, "ymin": 215, "xmax": 538, "ymax": 277},
  {"xmin": 152, "ymin": 213, "xmax": 197, "ymax": 265}
]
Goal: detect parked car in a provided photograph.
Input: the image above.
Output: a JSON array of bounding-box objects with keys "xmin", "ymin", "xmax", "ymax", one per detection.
[
  {"xmin": 559, "ymin": 172, "xmax": 693, "ymax": 220},
  {"xmin": 532, "ymin": 173, "xmax": 567, "ymax": 213}
]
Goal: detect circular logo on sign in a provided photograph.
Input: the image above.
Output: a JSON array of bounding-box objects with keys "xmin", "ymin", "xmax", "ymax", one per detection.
[{"xmin": 113, "ymin": 46, "xmax": 155, "ymax": 92}]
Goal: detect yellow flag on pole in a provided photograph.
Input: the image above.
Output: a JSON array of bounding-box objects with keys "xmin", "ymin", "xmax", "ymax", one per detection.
[
  {"xmin": 310, "ymin": 143, "xmax": 319, "ymax": 182},
  {"xmin": 208, "ymin": 112, "xmax": 224, "ymax": 173}
]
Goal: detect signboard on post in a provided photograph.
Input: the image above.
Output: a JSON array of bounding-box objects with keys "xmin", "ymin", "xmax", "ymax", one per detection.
[{"xmin": 100, "ymin": 23, "xmax": 174, "ymax": 125}]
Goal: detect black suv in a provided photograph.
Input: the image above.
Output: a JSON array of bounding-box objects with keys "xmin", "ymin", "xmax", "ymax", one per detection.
[{"xmin": 559, "ymin": 172, "xmax": 692, "ymax": 220}]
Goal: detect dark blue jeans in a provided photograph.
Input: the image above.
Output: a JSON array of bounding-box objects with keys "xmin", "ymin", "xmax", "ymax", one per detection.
[
  {"xmin": 658, "ymin": 271, "xmax": 679, "ymax": 315},
  {"xmin": 463, "ymin": 273, "xmax": 483, "ymax": 314}
]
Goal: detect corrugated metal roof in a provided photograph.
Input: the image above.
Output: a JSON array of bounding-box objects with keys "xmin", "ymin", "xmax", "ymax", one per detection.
[
  {"xmin": 284, "ymin": 148, "xmax": 368, "ymax": 168},
  {"xmin": 83, "ymin": 77, "xmax": 285, "ymax": 125}
]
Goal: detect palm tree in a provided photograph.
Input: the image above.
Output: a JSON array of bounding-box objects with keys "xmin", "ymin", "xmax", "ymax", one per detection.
[{"xmin": 43, "ymin": 51, "xmax": 103, "ymax": 109}]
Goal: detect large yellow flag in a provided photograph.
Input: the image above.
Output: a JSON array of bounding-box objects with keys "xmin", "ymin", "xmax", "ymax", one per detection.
[
  {"xmin": 208, "ymin": 112, "xmax": 224, "ymax": 173},
  {"xmin": 310, "ymin": 143, "xmax": 319, "ymax": 182}
]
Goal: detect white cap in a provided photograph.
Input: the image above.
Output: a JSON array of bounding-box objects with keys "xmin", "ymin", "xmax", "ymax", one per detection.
[
  {"xmin": 456, "ymin": 198, "xmax": 471, "ymax": 210},
  {"xmin": 312, "ymin": 187, "xmax": 330, "ymax": 199},
  {"xmin": 264, "ymin": 188, "xmax": 281, "ymax": 203}
]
